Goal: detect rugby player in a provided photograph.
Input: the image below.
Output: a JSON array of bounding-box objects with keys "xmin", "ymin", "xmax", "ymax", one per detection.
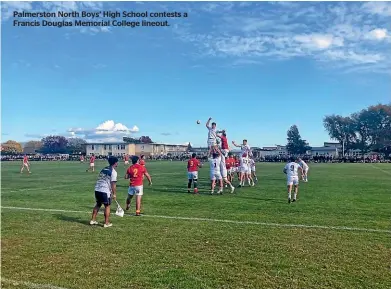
[{"xmin": 125, "ymin": 156, "xmax": 152, "ymax": 216}]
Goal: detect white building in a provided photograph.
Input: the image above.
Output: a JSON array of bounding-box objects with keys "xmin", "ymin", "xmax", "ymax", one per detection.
[
  {"xmin": 310, "ymin": 147, "xmax": 339, "ymax": 157},
  {"xmin": 85, "ymin": 142, "xmax": 188, "ymax": 157}
]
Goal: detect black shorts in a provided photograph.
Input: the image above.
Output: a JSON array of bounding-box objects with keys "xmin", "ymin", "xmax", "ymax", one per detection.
[{"xmin": 95, "ymin": 191, "xmax": 111, "ymax": 206}]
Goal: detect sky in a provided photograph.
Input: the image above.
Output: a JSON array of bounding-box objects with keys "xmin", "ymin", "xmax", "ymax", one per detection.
[{"xmin": 1, "ymin": 1, "xmax": 391, "ymax": 148}]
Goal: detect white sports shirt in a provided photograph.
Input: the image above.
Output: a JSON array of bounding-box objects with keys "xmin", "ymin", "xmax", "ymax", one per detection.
[
  {"xmin": 241, "ymin": 144, "xmax": 251, "ymax": 156},
  {"xmin": 94, "ymin": 166, "xmax": 117, "ymax": 197},
  {"xmin": 249, "ymin": 159, "xmax": 255, "ymax": 169},
  {"xmin": 299, "ymin": 160, "xmax": 309, "ymax": 169},
  {"xmin": 209, "ymin": 156, "xmax": 221, "ymax": 173},
  {"xmin": 284, "ymin": 162, "xmax": 300, "ymax": 178},
  {"xmin": 208, "ymin": 127, "xmax": 217, "ymax": 142}
]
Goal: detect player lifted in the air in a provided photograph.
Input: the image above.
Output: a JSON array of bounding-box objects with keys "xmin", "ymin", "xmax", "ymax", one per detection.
[
  {"xmin": 187, "ymin": 153, "xmax": 202, "ymax": 194},
  {"xmin": 205, "ymin": 117, "xmax": 223, "ymax": 149},
  {"xmin": 283, "ymin": 157, "xmax": 303, "ymax": 203},
  {"xmin": 297, "ymin": 158, "xmax": 309, "ymax": 182},
  {"xmin": 208, "ymin": 147, "xmax": 224, "ymax": 194}
]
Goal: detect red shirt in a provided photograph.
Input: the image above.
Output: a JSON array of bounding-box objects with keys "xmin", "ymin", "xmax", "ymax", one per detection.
[
  {"xmin": 220, "ymin": 135, "xmax": 229, "ymax": 150},
  {"xmin": 23, "ymin": 156, "xmax": 28, "ymax": 163},
  {"xmin": 80, "ymin": 156, "xmax": 84, "ymax": 160},
  {"xmin": 124, "ymin": 155, "xmax": 129, "ymax": 161},
  {"xmin": 187, "ymin": 158, "xmax": 200, "ymax": 172},
  {"xmin": 226, "ymin": 158, "xmax": 233, "ymax": 169},
  {"xmin": 139, "ymin": 159, "xmax": 145, "ymax": 166},
  {"xmin": 90, "ymin": 156, "xmax": 95, "ymax": 163},
  {"xmin": 235, "ymin": 159, "xmax": 240, "ymax": 167},
  {"xmin": 127, "ymin": 164, "xmax": 147, "ymax": 187}
]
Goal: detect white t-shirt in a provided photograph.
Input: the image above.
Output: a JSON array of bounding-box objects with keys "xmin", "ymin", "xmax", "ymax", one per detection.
[
  {"xmin": 208, "ymin": 127, "xmax": 217, "ymax": 141},
  {"xmin": 284, "ymin": 162, "xmax": 300, "ymax": 178},
  {"xmin": 299, "ymin": 160, "xmax": 309, "ymax": 169},
  {"xmin": 240, "ymin": 156, "xmax": 249, "ymax": 168},
  {"xmin": 209, "ymin": 156, "xmax": 221, "ymax": 173},
  {"xmin": 94, "ymin": 166, "xmax": 117, "ymax": 196},
  {"xmin": 249, "ymin": 159, "xmax": 255, "ymax": 169},
  {"xmin": 241, "ymin": 144, "xmax": 251, "ymax": 156}
]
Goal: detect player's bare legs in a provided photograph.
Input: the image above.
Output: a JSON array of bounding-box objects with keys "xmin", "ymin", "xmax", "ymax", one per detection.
[
  {"xmin": 224, "ymin": 178, "xmax": 235, "ymax": 193},
  {"xmin": 246, "ymin": 173, "xmax": 254, "ymax": 186},
  {"xmin": 187, "ymin": 179, "xmax": 193, "ymax": 193},
  {"xmin": 91, "ymin": 204, "xmax": 110, "ymax": 225},
  {"xmin": 252, "ymin": 171, "xmax": 258, "ymax": 183},
  {"xmin": 217, "ymin": 179, "xmax": 224, "ymax": 194},
  {"xmin": 135, "ymin": 196, "xmax": 142, "ymax": 216},
  {"xmin": 125, "ymin": 195, "xmax": 134, "ymax": 210},
  {"xmin": 287, "ymin": 184, "xmax": 293, "ymax": 203},
  {"xmin": 211, "ymin": 180, "xmax": 216, "ymax": 194},
  {"xmin": 293, "ymin": 184, "xmax": 299, "ymax": 202}
]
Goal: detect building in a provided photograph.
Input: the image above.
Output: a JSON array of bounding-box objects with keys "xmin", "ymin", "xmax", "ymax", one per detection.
[
  {"xmin": 309, "ymin": 146, "xmax": 339, "ymax": 157},
  {"xmin": 85, "ymin": 142, "xmax": 188, "ymax": 157}
]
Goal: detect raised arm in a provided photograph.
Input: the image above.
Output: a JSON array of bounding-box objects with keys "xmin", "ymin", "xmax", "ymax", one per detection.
[
  {"xmin": 206, "ymin": 117, "xmax": 212, "ymax": 129},
  {"xmin": 231, "ymin": 141, "xmax": 241, "ymax": 148}
]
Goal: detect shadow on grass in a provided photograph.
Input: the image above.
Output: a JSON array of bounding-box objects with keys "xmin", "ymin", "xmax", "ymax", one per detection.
[{"xmin": 54, "ymin": 214, "xmax": 90, "ymax": 226}]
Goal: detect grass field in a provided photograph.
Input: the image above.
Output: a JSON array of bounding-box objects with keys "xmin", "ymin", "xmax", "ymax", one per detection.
[{"xmin": 1, "ymin": 160, "xmax": 391, "ymax": 289}]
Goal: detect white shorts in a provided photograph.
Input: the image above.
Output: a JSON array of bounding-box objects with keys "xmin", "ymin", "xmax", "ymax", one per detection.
[
  {"xmin": 303, "ymin": 167, "xmax": 309, "ymax": 174},
  {"xmin": 23, "ymin": 163, "xmax": 29, "ymax": 167},
  {"xmin": 287, "ymin": 176, "xmax": 299, "ymax": 186},
  {"xmin": 220, "ymin": 167, "xmax": 228, "ymax": 178},
  {"xmin": 210, "ymin": 171, "xmax": 222, "ymax": 181},
  {"xmin": 188, "ymin": 171, "xmax": 198, "ymax": 180},
  {"xmin": 240, "ymin": 166, "xmax": 249, "ymax": 173},
  {"xmin": 228, "ymin": 168, "xmax": 234, "ymax": 175},
  {"xmin": 90, "ymin": 163, "xmax": 95, "ymax": 167},
  {"xmin": 128, "ymin": 185, "xmax": 144, "ymax": 196},
  {"xmin": 207, "ymin": 139, "xmax": 217, "ymax": 148},
  {"xmin": 124, "ymin": 161, "xmax": 129, "ymax": 165},
  {"xmin": 251, "ymin": 167, "xmax": 256, "ymax": 172}
]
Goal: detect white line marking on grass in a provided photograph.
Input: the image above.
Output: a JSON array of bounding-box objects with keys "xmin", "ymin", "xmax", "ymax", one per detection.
[
  {"xmin": 370, "ymin": 164, "xmax": 391, "ymax": 176},
  {"xmin": 1, "ymin": 278, "xmax": 69, "ymax": 289},
  {"xmin": 1, "ymin": 206, "xmax": 390, "ymax": 234}
]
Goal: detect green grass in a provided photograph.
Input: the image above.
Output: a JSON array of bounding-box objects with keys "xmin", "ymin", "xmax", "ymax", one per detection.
[{"xmin": 1, "ymin": 161, "xmax": 391, "ymax": 289}]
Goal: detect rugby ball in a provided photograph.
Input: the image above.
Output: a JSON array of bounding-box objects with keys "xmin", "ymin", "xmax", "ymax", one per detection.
[{"xmin": 197, "ymin": 120, "xmax": 200, "ymax": 124}]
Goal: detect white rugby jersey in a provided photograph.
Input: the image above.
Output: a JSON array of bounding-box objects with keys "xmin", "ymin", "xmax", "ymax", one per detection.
[
  {"xmin": 208, "ymin": 127, "xmax": 217, "ymax": 141},
  {"xmin": 94, "ymin": 166, "xmax": 117, "ymax": 196},
  {"xmin": 284, "ymin": 162, "xmax": 300, "ymax": 178},
  {"xmin": 299, "ymin": 160, "xmax": 309, "ymax": 169},
  {"xmin": 249, "ymin": 159, "xmax": 255, "ymax": 169},
  {"xmin": 241, "ymin": 144, "xmax": 251, "ymax": 156},
  {"xmin": 209, "ymin": 156, "xmax": 221, "ymax": 172}
]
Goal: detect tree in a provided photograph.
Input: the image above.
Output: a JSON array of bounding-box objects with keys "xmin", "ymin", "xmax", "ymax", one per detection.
[
  {"xmin": 23, "ymin": 140, "xmax": 43, "ymax": 154},
  {"xmin": 2, "ymin": 140, "xmax": 23, "ymax": 154},
  {"xmin": 286, "ymin": 125, "xmax": 310, "ymax": 155},
  {"xmin": 367, "ymin": 104, "xmax": 391, "ymax": 157},
  {"xmin": 67, "ymin": 137, "xmax": 87, "ymax": 154},
  {"xmin": 139, "ymin": 136, "xmax": 153, "ymax": 143},
  {"xmin": 41, "ymin": 136, "xmax": 68, "ymax": 154},
  {"xmin": 323, "ymin": 115, "xmax": 355, "ymax": 154},
  {"xmin": 187, "ymin": 142, "xmax": 192, "ymax": 152}
]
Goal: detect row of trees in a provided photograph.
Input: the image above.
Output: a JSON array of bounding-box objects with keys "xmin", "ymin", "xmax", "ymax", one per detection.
[
  {"xmin": 323, "ymin": 104, "xmax": 391, "ymax": 156},
  {"xmin": 1, "ymin": 135, "xmax": 156, "ymax": 155},
  {"xmin": 1, "ymin": 137, "xmax": 87, "ymax": 155}
]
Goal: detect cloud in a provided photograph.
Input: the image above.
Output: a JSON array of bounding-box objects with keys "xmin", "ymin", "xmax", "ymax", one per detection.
[
  {"xmin": 173, "ymin": 2, "xmax": 391, "ymax": 74},
  {"xmin": 293, "ymin": 34, "xmax": 344, "ymax": 50},
  {"xmin": 362, "ymin": 2, "xmax": 391, "ymax": 16},
  {"xmin": 161, "ymin": 132, "xmax": 171, "ymax": 136},
  {"xmin": 68, "ymin": 120, "xmax": 139, "ymax": 142},
  {"xmin": 368, "ymin": 28, "xmax": 388, "ymax": 40}
]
